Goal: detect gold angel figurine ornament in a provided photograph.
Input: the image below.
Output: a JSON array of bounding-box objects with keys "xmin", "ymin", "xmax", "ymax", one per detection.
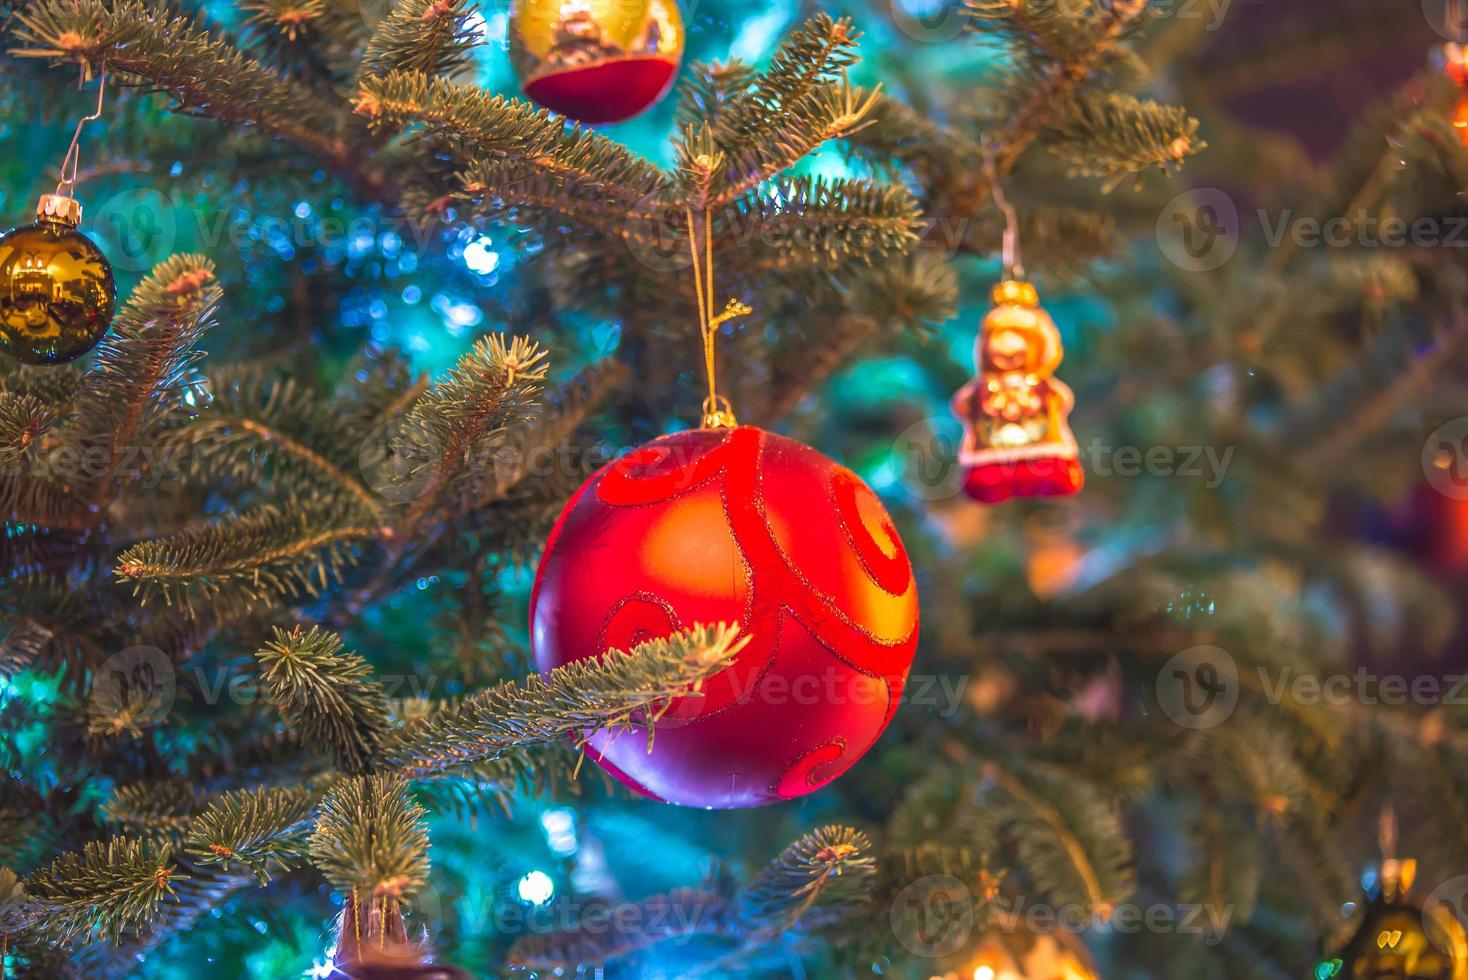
[{"xmin": 951, "ymin": 279, "xmax": 1083, "ymax": 504}]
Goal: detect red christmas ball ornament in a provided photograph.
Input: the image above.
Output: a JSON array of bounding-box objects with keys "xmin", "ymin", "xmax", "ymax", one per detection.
[
  {"xmin": 508, "ymin": 0, "xmax": 684, "ymax": 125},
  {"xmin": 530, "ymin": 425, "xmax": 919, "ymax": 809}
]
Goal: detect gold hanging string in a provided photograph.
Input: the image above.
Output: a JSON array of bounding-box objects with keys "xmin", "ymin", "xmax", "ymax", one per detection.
[
  {"xmin": 684, "ymin": 206, "xmax": 751, "ymax": 429},
  {"xmin": 54, "ymin": 67, "xmax": 108, "ymax": 200},
  {"xmin": 981, "ymin": 139, "xmax": 1024, "ymax": 282}
]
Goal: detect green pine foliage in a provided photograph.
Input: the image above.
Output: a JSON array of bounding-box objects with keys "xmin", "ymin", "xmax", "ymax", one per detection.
[{"xmin": 0, "ymin": 0, "xmax": 1465, "ymax": 976}]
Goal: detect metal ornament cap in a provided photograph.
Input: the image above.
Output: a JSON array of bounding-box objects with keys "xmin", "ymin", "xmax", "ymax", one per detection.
[{"xmin": 35, "ymin": 194, "xmax": 82, "ymax": 226}]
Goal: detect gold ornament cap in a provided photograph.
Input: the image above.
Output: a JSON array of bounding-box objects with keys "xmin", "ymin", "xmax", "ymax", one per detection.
[
  {"xmin": 36, "ymin": 194, "xmax": 82, "ymax": 226},
  {"xmin": 992, "ymin": 279, "xmax": 1039, "ymax": 308}
]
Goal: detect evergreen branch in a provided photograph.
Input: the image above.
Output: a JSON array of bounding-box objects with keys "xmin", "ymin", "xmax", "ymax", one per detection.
[
  {"xmin": 0, "ymin": 472, "xmax": 78, "ymax": 527},
  {"xmin": 467, "ymin": 358, "xmax": 629, "ymax": 508},
  {"xmin": 978, "ymin": 0, "xmax": 1149, "ymax": 173},
  {"xmin": 378, "ymin": 624, "xmax": 748, "ymax": 777},
  {"xmin": 10, "ymin": 0, "xmax": 350, "ymax": 159},
  {"xmin": 1044, "ymin": 91, "xmax": 1201, "ymax": 187},
  {"xmin": 391, "ymin": 334, "xmax": 548, "ymax": 534},
  {"xmin": 1178, "ymin": 809, "xmax": 1261, "ymax": 936},
  {"xmin": 506, "ymin": 889, "xmax": 734, "ymax": 970},
  {"xmin": 359, "ymin": 0, "xmax": 480, "ymax": 81},
  {"xmin": 699, "ymin": 78, "xmax": 887, "ymax": 210},
  {"xmin": 239, "ymin": 0, "xmax": 368, "ymax": 78},
  {"xmin": 734, "ymin": 175, "xmax": 922, "ymax": 270},
  {"xmin": 67, "ymin": 254, "xmax": 219, "ymax": 511},
  {"xmin": 354, "ymin": 71, "xmax": 667, "ymax": 204},
  {"xmin": 451, "ymin": 157, "xmax": 661, "ymax": 233},
  {"xmin": 706, "ymin": 14, "xmax": 862, "ymax": 165},
  {"xmin": 985, "ymin": 761, "xmax": 1135, "ymax": 913},
  {"xmin": 740, "ymin": 826, "xmax": 876, "ymax": 936},
  {"xmin": 172, "ymin": 367, "xmax": 382, "ymax": 515},
  {"xmin": 255, "ymin": 626, "xmax": 390, "ymax": 773},
  {"xmin": 674, "ymin": 60, "xmax": 758, "ymax": 134},
  {"xmin": 22, "ymin": 838, "xmax": 183, "ymax": 945},
  {"xmin": 115, "ymin": 500, "xmax": 381, "ymax": 617},
  {"xmin": 185, "ymin": 785, "xmax": 319, "ymax": 885},
  {"xmin": 102, "ymin": 781, "xmax": 201, "ymax": 842},
  {"xmin": 411, "ymin": 743, "xmax": 590, "ymax": 818},
  {"xmin": 0, "ymin": 618, "xmax": 54, "ymax": 679},
  {"xmin": 309, "ymin": 774, "xmax": 428, "ymax": 900},
  {"xmin": 0, "ymin": 391, "xmax": 63, "ymax": 467}
]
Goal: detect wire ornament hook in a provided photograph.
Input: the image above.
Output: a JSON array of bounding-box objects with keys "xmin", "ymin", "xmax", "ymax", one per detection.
[
  {"xmin": 981, "ymin": 139, "xmax": 1024, "ymax": 282},
  {"xmin": 54, "ymin": 67, "xmax": 108, "ymax": 200}
]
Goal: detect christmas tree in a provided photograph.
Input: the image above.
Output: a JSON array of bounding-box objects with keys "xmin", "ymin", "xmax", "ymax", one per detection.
[{"xmin": 1, "ymin": 0, "xmax": 1466, "ymax": 976}]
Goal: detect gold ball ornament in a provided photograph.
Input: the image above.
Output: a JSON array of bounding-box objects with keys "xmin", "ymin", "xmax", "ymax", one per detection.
[
  {"xmin": 508, "ymin": 0, "xmax": 684, "ymax": 124},
  {"xmin": 1321, "ymin": 871, "xmax": 1468, "ymax": 980},
  {"xmin": 0, "ymin": 195, "xmax": 116, "ymax": 365}
]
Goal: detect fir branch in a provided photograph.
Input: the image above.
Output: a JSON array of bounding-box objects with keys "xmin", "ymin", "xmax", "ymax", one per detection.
[
  {"xmin": 172, "ymin": 367, "xmax": 383, "ymax": 515},
  {"xmin": 411, "ymin": 743, "xmax": 590, "ymax": 818},
  {"xmin": 985, "ymin": 761, "xmax": 1135, "ymax": 914},
  {"xmin": 115, "ymin": 499, "xmax": 381, "ymax": 618},
  {"xmin": 185, "ymin": 784, "xmax": 319, "ymax": 885},
  {"xmin": 22, "ymin": 838, "xmax": 183, "ymax": 946},
  {"xmin": 674, "ymin": 60, "xmax": 759, "ymax": 134},
  {"xmin": 1044, "ymin": 91, "xmax": 1201, "ymax": 187},
  {"xmin": 354, "ymin": 71, "xmax": 667, "ymax": 205},
  {"xmin": 391, "ymin": 334, "xmax": 548, "ymax": 533},
  {"xmin": 695, "ymin": 77, "xmax": 888, "ymax": 211},
  {"xmin": 10, "ymin": 0, "xmax": 350, "ymax": 159},
  {"xmin": 507, "ymin": 889, "xmax": 734, "ymax": 970},
  {"xmin": 699, "ymin": 14, "xmax": 864, "ymax": 197},
  {"xmin": 741, "ymin": 826, "xmax": 876, "ymax": 936},
  {"xmin": 450, "ymin": 156, "xmax": 653, "ymax": 235},
  {"xmin": 0, "ymin": 472, "xmax": 78, "ymax": 527},
  {"xmin": 466, "ymin": 357, "xmax": 629, "ymax": 509},
  {"xmin": 309, "ymin": 774, "xmax": 428, "ymax": 900},
  {"xmin": 735, "ymin": 175, "xmax": 922, "ymax": 270},
  {"xmin": 239, "ymin": 0, "xmax": 367, "ymax": 78},
  {"xmin": 980, "ymin": 0, "xmax": 1147, "ymax": 170},
  {"xmin": 0, "ymin": 618, "xmax": 53, "ymax": 679},
  {"xmin": 102, "ymin": 781, "xmax": 202, "ymax": 839},
  {"xmin": 255, "ymin": 626, "xmax": 390, "ymax": 773},
  {"xmin": 0, "ymin": 391, "xmax": 62, "ymax": 467},
  {"xmin": 378, "ymin": 624, "xmax": 747, "ymax": 777},
  {"xmin": 1178, "ymin": 809, "xmax": 1262, "ymax": 937},
  {"xmin": 359, "ymin": 0, "xmax": 480, "ymax": 81},
  {"xmin": 66, "ymin": 254, "xmax": 219, "ymax": 511}
]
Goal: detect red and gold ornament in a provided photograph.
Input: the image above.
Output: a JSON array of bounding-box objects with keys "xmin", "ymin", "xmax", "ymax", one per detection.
[
  {"xmin": 529, "ymin": 209, "xmax": 918, "ymax": 809},
  {"xmin": 1440, "ymin": 43, "xmax": 1468, "ymax": 148},
  {"xmin": 508, "ymin": 0, "xmax": 684, "ymax": 124},
  {"xmin": 951, "ymin": 279, "xmax": 1083, "ymax": 504},
  {"xmin": 531, "ymin": 425, "xmax": 919, "ymax": 808}
]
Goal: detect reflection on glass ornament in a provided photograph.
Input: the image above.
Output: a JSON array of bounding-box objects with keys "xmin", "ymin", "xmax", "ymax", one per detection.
[
  {"xmin": 0, "ymin": 194, "xmax": 116, "ymax": 365},
  {"xmin": 508, "ymin": 0, "xmax": 684, "ymax": 124}
]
